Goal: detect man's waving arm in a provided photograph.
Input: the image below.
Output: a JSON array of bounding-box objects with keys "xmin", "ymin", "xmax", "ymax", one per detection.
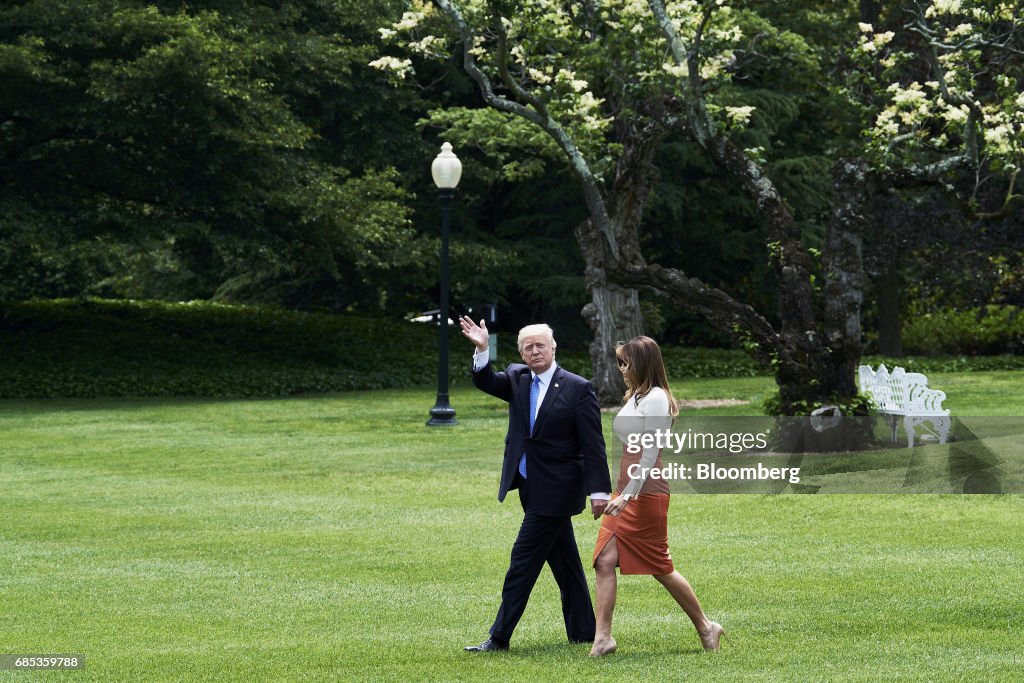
[{"xmin": 460, "ymin": 315, "xmax": 512, "ymax": 401}]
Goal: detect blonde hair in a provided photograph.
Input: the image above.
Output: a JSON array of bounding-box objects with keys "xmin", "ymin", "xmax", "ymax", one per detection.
[
  {"xmin": 615, "ymin": 336, "xmax": 679, "ymax": 417},
  {"xmin": 517, "ymin": 323, "xmax": 557, "ymax": 351}
]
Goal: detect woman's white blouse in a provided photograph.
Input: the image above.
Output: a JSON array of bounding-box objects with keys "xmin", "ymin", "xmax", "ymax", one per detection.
[{"xmin": 612, "ymin": 386, "xmax": 674, "ymax": 498}]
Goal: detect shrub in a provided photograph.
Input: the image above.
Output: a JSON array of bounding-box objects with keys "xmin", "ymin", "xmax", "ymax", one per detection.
[
  {"xmin": 762, "ymin": 391, "xmax": 873, "ymax": 417},
  {"xmin": 901, "ymin": 305, "xmax": 1024, "ymax": 355},
  {"xmin": 0, "ymin": 299, "xmax": 466, "ymax": 398},
  {"xmin": 861, "ymin": 353, "xmax": 1024, "ymax": 373},
  {"xmin": 3, "ymin": 299, "xmax": 1021, "ymax": 399}
]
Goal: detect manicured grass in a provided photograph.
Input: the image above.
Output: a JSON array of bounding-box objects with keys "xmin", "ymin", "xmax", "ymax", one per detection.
[
  {"xmin": 677, "ymin": 371, "xmax": 1024, "ymax": 416},
  {"xmin": 1, "ymin": 379, "xmax": 1022, "ymax": 681},
  {"xmin": 926, "ymin": 371, "xmax": 1024, "ymax": 416},
  {"xmin": 673, "ymin": 375, "xmax": 777, "ymax": 415}
]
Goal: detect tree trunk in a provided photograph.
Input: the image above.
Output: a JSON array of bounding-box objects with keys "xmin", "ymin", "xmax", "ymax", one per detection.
[
  {"xmin": 576, "ymin": 218, "xmax": 644, "ymax": 405},
  {"xmin": 877, "ymin": 264, "xmax": 904, "ymax": 357},
  {"xmin": 821, "ymin": 159, "xmax": 869, "ymax": 402},
  {"xmin": 605, "ymin": 147, "xmax": 875, "ymax": 413},
  {"xmin": 573, "ymin": 124, "xmax": 664, "ymax": 405},
  {"xmin": 581, "ymin": 280, "xmax": 643, "ymax": 405}
]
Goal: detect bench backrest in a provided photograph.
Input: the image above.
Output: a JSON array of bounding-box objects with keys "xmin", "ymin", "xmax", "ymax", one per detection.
[{"xmin": 857, "ymin": 364, "xmax": 949, "ymax": 415}]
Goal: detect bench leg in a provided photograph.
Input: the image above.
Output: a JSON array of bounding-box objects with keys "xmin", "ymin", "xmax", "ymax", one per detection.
[
  {"xmin": 903, "ymin": 416, "xmax": 916, "ymax": 448},
  {"xmin": 904, "ymin": 415, "xmax": 951, "ymax": 446},
  {"xmin": 932, "ymin": 416, "xmax": 951, "ymax": 444},
  {"xmin": 882, "ymin": 414, "xmax": 900, "ymax": 444}
]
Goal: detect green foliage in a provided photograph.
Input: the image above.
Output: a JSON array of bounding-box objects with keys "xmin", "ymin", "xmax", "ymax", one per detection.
[
  {"xmin": 862, "ymin": 353, "xmax": 1024, "ymax": 374},
  {"xmin": 418, "ymin": 107, "xmax": 561, "ymax": 183},
  {"xmin": 0, "ymin": 298, "xmax": 471, "ymax": 398},
  {"xmin": 661, "ymin": 346, "xmax": 765, "ymax": 379},
  {"xmin": 542, "ymin": 345, "xmax": 768, "ymax": 382},
  {"xmin": 0, "ymin": 0, "xmax": 436, "ymax": 310},
  {"xmin": 900, "ymin": 305, "xmax": 1024, "ymax": 356},
  {"xmin": 762, "ymin": 391, "xmax": 873, "ymax": 418},
  {"xmin": 7, "ymin": 299, "xmax": 1024, "ymax": 400}
]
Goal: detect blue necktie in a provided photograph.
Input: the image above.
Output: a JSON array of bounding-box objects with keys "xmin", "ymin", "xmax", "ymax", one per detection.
[{"xmin": 519, "ymin": 376, "xmax": 541, "ymax": 478}]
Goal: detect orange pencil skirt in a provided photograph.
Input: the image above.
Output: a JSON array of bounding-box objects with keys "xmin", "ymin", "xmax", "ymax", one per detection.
[{"xmin": 593, "ymin": 493, "xmax": 674, "ymax": 575}]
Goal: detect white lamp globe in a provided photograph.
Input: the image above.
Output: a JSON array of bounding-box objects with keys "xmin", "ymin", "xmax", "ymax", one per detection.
[{"xmin": 431, "ymin": 142, "xmax": 462, "ymax": 189}]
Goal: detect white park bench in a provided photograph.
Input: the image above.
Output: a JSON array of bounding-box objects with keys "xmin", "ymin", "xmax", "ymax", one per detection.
[{"xmin": 857, "ymin": 364, "xmax": 951, "ymax": 447}]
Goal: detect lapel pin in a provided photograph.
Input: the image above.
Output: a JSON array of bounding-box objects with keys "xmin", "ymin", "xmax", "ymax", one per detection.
[{"xmin": 554, "ymin": 383, "xmax": 559, "ymax": 388}]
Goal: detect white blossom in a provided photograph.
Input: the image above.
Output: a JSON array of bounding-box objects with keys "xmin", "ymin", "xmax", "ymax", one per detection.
[
  {"xmin": 663, "ymin": 62, "xmax": 689, "ymax": 78},
  {"xmin": 942, "ymin": 104, "xmax": 970, "ymax": 124},
  {"xmin": 890, "ymin": 82, "xmax": 927, "ymax": 107},
  {"xmin": 875, "ymin": 108, "xmax": 901, "ymax": 136},
  {"xmin": 528, "ymin": 68, "xmax": 552, "ymax": 84},
  {"xmin": 369, "ymin": 56, "xmax": 414, "ymax": 78},
  {"xmin": 408, "ymin": 35, "xmax": 443, "ymax": 56},
  {"xmin": 724, "ymin": 105, "xmax": 756, "ymax": 126},
  {"xmin": 394, "ymin": 11, "xmax": 425, "ymax": 32},
  {"xmin": 984, "ymin": 124, "xmax": 1010, "ymax": 147},
  {"xmin": 946, "ymin": 23, "xmax": 974, "ymax": 39}
]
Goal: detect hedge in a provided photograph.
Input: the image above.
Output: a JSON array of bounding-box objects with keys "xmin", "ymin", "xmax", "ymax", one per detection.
[
  {"xmin": 2, "ymin": 299, "xmax": 1021, "ymax": 398},
  {"xmin": 0, "ymin": 299, "xmax": 456, "ymax": 398}
]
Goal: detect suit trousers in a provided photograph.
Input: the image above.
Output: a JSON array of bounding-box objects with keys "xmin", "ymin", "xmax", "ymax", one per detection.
[{"xmin": 489, "ymin": 485, "xmax": 596, "ymax": 643}]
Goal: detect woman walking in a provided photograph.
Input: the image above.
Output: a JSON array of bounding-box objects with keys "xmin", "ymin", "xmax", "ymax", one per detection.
[{"xmin": 591, "ymin": 336, "xmax": 724, "ymax": 656}]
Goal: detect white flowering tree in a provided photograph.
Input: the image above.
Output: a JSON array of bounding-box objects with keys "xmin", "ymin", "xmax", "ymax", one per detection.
[
  {"xmin": 374, "ymin": 0, "xmax": 1022, "ymax": 412},
  {"xmin": 841, "ymin": 0, "xmax": 1023, "ymax": 357},
  {"xmin": 854, "ymin": 0, "xmax": 1023, "ymax": 214}
]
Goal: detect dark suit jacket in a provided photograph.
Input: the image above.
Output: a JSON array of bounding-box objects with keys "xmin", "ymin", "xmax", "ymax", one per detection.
[{"xmin": 473, "ymin": 361, "xmax": 611, "ymax": 517}]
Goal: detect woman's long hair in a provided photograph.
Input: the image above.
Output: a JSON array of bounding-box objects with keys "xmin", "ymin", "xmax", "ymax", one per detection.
[{"xmin": 615, "ymin": 336, "xmax": 679, "ymax": 417}]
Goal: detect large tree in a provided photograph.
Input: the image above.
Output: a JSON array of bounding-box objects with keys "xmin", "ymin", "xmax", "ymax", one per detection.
[
  {"xmin": 0, "ymin": 0, "xmax": 437, "ymax": 309},
  {"xmin": 378, "ymin": 0, "xmax": 1022, "ymax": 412},
  {"xmin": 377, "ymin": 0, "xmax": 673, "ymax": 402},
  {"xmin": 850, "ymin": 0, "xmax": 1024, "ymax": 356}
]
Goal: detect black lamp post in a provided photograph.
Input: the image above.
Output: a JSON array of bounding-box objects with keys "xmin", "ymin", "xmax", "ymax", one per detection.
[{"xmin": 427, "ymin": 142, "xmax": 461, "ymax": 426}]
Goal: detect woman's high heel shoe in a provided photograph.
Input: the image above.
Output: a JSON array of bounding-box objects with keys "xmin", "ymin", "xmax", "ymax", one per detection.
[{"xmin": 699, "ymin": 621, "xmax": 725, "ymax": 651}]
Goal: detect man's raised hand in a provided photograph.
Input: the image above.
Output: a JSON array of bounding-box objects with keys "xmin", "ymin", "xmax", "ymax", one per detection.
[{"xmin": 459, "ymin": 315, "xmax": 489, "ymax": 352}]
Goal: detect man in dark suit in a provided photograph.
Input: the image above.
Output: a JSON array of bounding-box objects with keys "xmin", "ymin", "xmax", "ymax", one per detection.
[{"xmin": 458, "ymin": 316, "xmax": 611, "ymax": 652}]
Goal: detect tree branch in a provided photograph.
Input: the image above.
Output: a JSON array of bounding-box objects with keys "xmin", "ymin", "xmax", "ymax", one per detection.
[
  {"xmin": 607, "ymin": 261, "xmax": 781, "ymax": 365},
  {"xmin": 977, "ymin": 168, "xmax": 1024, "ymax": 219},
  {"xmin": 432, "ymin": 0, "xmax": 620, "ymax": 258},
  {"xmin": 880, "ymin": 152, "xmax": 973, "ymax": 186},
  {"xmin": 648, "ymin": 0, "xmax": 818, "ymax": 340}
]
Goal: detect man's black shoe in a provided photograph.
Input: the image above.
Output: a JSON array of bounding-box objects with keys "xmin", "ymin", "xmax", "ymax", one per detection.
[{"xmin": 464, "ymin": 637, "xmax": 509, "ymax": 652}]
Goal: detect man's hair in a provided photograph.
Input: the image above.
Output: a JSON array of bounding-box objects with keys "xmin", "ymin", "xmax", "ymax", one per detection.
[{"xmin": 517, "ymin": 323, "xmax": 557, "ymax": 352}]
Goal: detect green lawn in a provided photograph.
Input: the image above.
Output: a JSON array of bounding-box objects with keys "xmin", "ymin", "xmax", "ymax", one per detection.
[
  {"xmin": 678, "ymin": 370, "xmax": 1024, "ymax": 416},
  {"xmin": 1, "ymin": 376, "xmax": 1023, "ymax": 681}
]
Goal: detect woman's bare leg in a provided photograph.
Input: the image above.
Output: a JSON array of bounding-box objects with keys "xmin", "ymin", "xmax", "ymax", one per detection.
[
  {"xmin": 590, "ymin": 537, "xmax": 619, "ymax": 656},
  {"xmin": 653, "ymin": 571, "xmax": 722, "ymax": 649}
]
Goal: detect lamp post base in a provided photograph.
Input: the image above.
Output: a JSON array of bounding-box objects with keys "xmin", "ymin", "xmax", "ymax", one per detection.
[{"xmin": 427, "ymin": 400, "xmax": 457, "ymax": 426}]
